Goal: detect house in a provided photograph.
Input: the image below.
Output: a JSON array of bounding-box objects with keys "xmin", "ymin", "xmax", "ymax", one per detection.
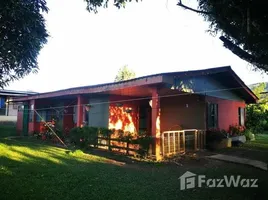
[
  {"xmin": 14, "ymin": 66, "xmax": 257, "ymax": 159},
  {"xmin": 0, "ymin": 90, "xmax": 37, "ymax": 123}
]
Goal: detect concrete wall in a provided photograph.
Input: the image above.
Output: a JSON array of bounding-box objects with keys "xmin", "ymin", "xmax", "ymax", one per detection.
[
  {"xmin": 0, "ymin": 115, "xmax": 17, "ymax": 122},
  {"xmin": 87, "ymin": 96, "xmax": 109, "ymax": 128},
  {"xmin": 206, "ymin": 96, "xmax": 246, "ymax": 130},
  {"xmin": 161, "ymin": 94, "xmax": 206, "ymax": 132}
]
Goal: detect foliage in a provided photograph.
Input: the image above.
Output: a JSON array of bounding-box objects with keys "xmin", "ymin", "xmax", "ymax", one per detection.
[
  {"xmin": 246, "ymin": 82, "xmax": 268, "ymax": 133},
  {"xmin": 244, "ymin": 129, "xmax": 254, "ymax": 141},
  {"xmin": 132, "ymin": 131, "xmax": 153, "ymax": 157},
  {"xmin": 69, "ymin": 127, "xmax": 153, "ymax": 157},
  {"xmin": 246, "ymin": 104, "xmax": 268, "ymax": 134},
  {"xmin": 114, "ymin": 65, "xmax": 136, "ymax": 82},
  {"xmin": 84, "ymin": 0, "xmax": 138, "ymax": 13},
  {"xmin": 69, "ymin": 126, "xmax": 99, "ymax": 148},
  {"xmin": 206, "ymin": 128, "xmax": 227, "ymax": 142},
  {"xmin": 0, "ymin": 0, "xmax": 48, "ymax": 88},
  {"xmin": 228, "ymin": 124, "xmax": 245, "ymax": 137},
  {"xmin": 177, "ymin": 1, "xmax": 268, "ymax": 72}
]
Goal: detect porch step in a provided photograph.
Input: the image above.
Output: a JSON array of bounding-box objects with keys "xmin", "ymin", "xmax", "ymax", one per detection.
[{"xmin": 207, "ymin": 154, "xmax": 267, "ymax": 171}]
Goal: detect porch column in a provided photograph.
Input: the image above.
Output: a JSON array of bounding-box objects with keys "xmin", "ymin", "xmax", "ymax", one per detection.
[
  {"xmin": 76, "ymin": 95, "xmax": 86, "ymax": 127},
  {"xmin": 151, "ymin": 88, "xmax": 161, "ymax": 160},
  {"xmin": 28, "ymin": 99, "xmax": 36, "ymax": 134}
]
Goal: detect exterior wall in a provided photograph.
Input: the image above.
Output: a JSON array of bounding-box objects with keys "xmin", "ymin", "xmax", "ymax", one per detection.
[
  {"xmin": 0, "ymin": 116, "xmax": 17, "ymax": 122},
  {"xmin": 109, "ymin": 95, "xmax": 139, "ymax": 132},
  {"xmin": 7, "ymin": 102, "xmax": 19, "ymax": 117},
  {"xmin": 173, "ymin": 75, "xmax": 243, "ymax": 101},
  {"xmin": 161, "ymin": 94, "xmax": 206, "ymax": 132},
  {"xmin": 87, "ymin": 96, "xmax": 109, "ymax": 128},
  {"xmin": 63, "ymin": 105, "xmax": 75, "ymax": 133},
  {"xmin": 206, "ymin": 96, "xmax": 246, "ymax": 130}
]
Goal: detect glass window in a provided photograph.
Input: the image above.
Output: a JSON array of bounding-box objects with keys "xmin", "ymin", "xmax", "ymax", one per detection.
[
  {"xmin": 238, "ymin": 107, "xmax": 245, "ymax": 126},
  {"xmin": 207, "ymin": 103, "xmax": 218, "ymax": 128}
]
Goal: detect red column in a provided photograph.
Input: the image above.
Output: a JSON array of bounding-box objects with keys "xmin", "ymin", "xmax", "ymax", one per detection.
[
  {"xmin": 77, "ymin": 95, "xmax": 82, "ymax": 127},
  {"xmin": 151, "ymin": 88, "xmax": 161, "ymax": 160},
  {"xmin": 76, "ymin": 95, "xmax": 87, "ymax": 127}
]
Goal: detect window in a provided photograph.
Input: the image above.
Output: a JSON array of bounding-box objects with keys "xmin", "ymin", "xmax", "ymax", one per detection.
[
  {"xmin": 207, "ymin": 103, "xmax": 218, "ymax": 128},
  {"xmin": 238, "ymin": 107, "xmax": 245, "ymax": 126}
]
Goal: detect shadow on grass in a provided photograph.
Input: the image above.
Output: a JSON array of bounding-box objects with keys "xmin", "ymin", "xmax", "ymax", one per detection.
[{"xmin": 1, "ymin": 138, "xmax": 268, "ymax": 200}]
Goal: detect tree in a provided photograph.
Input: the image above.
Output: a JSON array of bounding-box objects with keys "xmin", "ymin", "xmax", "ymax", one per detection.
[
  {"xmin": 176, "ymin": 0, "xmax": 268, "ymax": 73},
  {"xmin": 0, "ymin": 0, "xmax": 48, "ymax": 88},
  {"xmin": 114, "ymin": 65, "xmax": 136, "ymax": 82},
  {"xmin": 246, "ymin": 82, "xmax": 268, "ymax": 134}
]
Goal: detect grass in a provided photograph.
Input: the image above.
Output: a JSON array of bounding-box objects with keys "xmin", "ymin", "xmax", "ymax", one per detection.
[
  {"xmin": 0, "ymin": 137, "xmax": 268, "ymax": 200},
  {"xmin": 0, "ymin": 124, "xmax": 17, "ymax": 138},
  {"xmin": 216, "ymin": 134, "xmax": 268, "ymax": 163}
]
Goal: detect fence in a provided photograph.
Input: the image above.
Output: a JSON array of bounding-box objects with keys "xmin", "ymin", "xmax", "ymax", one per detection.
[
  {"xmin": 96, "ymin": 137, "xmax": 140, "ymax": 155},
  {"xmin": 161, "ymin": 129, "xmax": 206, "ymax": 157}
]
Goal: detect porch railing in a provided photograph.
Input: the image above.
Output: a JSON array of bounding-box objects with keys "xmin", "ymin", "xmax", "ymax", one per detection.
[{"xmin": 161, "ymin": 129, "xmax": 206, "ymax": 156}]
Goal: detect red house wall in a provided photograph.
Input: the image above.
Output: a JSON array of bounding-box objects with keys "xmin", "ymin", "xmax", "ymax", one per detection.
[
  {"xmin": 206, "ymin": 96, "xmax": 246, "ymax": 130},
  {"xmin": 63, "ymin": 106, "xmax": 75, "ymax": 134}
]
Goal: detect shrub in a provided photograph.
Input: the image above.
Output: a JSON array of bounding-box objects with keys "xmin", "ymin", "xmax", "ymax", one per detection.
[
  {"xmin": 244, "ymin": 129, "xmax": 254, "ymax": 141},
  {"xmin": 206, "ymin": 128, "xmax": 227, "ymax": 150},
  {"xmin": 132, "ymin": 131, "xmax": 153, "ymax": 157},
  {"xmin": 228, "ymin": 124, "xmax": 245, "ymax": 137},
  {"xmin": 246, "ymin": 104, "xmax": 268, "ymax": 134}
]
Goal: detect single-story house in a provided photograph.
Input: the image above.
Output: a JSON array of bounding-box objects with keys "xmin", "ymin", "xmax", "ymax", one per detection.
[
  {"xmin": 14, "ymin": 66, "xmax": 257, "ymax": 159},
  {"xmin": 0, "ymin": 89, "xmax": 37, "ymax": 123}
]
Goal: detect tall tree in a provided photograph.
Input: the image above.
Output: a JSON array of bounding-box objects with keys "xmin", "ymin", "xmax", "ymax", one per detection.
[
  {"xmin": 177, "ymin": 0, "xmax": 268, "ymax": 73},
  {"xmin": 114, "ymin": 65, "xmax": 136, "ymax": 82},
  {"xmin": 0, "ymin": 0, "xmax": 48, "ymax": 88}
]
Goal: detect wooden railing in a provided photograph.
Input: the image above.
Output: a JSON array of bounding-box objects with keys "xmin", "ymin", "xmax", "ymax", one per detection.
[
  {"xmin": 161, "ymin": 129, "xmax": 206, "ymax": 156},
  {"xmin": 96, "ymin": 137, "xmax": 139, "ymax": 155}
]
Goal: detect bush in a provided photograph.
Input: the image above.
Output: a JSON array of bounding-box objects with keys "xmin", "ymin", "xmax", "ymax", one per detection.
[
  {"xmin": 132, "ymin": 131, "xmax": 153, "ymax": 157},
  {"xmin": 244, "ymin": 129, "xmax": 254, "ymax": 141},
  {"xmin": 228, "ymin": 124, "xmax": 245, "ymax": 137},
  {"xmin": 246, "ymin": 104, "xmax": 268, "ymax": 134},
  {"xmin": 69, "ymin": 126, "xmax": 100, "ymax": 148},
  {"xmin": 206, "ymin": 128, "xmax": 227, "ymax": 150}
]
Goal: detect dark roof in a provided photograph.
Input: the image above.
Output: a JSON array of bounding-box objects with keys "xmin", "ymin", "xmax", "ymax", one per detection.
[
  {"xmin": 0, "ymin": 89, "xmax": 38, "ymax": 97},
  {"xmin": 13, "ymin": 66, "xmax": 258, "ymax": 103}
]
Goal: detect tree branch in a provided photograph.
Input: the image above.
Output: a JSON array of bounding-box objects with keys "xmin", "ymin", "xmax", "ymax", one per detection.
[
  {"xmin": 219, "ymin": 36, "xmax": 268, "ymax": 71},
  {"xmin": 177, "ymin": 0, "xmax": 211, "ymax": 14}
]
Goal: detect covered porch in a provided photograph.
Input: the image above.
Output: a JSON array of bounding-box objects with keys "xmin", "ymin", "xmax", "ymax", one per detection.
[{"xmin": 17, "ymin": 84, "xmax": 207, "ymax": 159}]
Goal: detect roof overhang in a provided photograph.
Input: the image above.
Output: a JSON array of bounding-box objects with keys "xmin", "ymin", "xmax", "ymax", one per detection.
[{"xmin": 13, "ymin": 66, "xmax": 258, "ymax": 104}]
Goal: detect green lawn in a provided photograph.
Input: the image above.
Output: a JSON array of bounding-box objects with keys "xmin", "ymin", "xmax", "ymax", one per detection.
[
  {"xmin": 216, "ymin": 134, "xmax": 268, "ymax": 163},
  {"xmin": 0, "ymin": 124, "xmax": 17, "ymax": 138},
  {"xmin": 0, "ymin": 138, "xmax": 268, "ymax": 200}
]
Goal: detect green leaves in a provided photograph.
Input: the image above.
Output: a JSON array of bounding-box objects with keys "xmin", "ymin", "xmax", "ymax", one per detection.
[{"xmin": 0, "ymin": 0, "xmax": 48, "ymax": 88}]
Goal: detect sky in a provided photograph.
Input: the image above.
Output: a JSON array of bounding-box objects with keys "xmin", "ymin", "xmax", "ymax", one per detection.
[{"xmin": 6, "ymin": 0, "xmax": 268, "ymax": 92}]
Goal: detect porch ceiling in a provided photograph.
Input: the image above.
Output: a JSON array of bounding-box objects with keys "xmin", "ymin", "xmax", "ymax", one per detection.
[{"xmin": 107, "ymin": 85, "xmax": 154, "ymax": 97}]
